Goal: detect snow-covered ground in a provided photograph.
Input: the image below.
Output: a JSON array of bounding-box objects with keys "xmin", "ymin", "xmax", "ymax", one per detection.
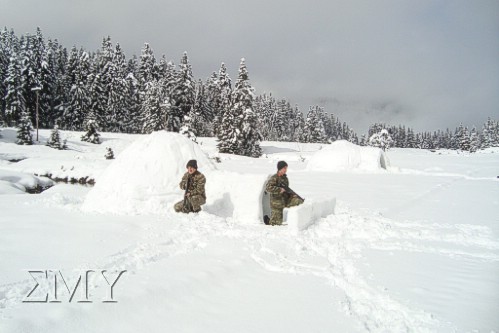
[{"xmin": 1, "ymin": 128, "xmax": 498, "ymax": 333}]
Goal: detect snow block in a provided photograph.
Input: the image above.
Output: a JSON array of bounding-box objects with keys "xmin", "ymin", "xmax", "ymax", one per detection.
[
  {"xmin": 205, "ymin": 171, "xmax": 269, "ymax": 224},
  {"xmin": 307, "ymin": 140, "xmax": 389, "ymax": 172},
  {"xmin": 284, "ymin": 197, "xmax": 336, "ymax": 233}
]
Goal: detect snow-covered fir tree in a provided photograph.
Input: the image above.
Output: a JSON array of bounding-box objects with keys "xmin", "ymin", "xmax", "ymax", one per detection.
[
  {"xmin": 469, "ymin": 127, "xmax": 480, "ymax": 153},
  {"xmin": 458, "ymin": 124, "xmax": 471, "ymax": 151},
  {"xmin": 16, "ymin": 110, "xmax": 33, "ymax": 145},
  {"xmin": 123, "ymin": 71, "xmax": 141, "ymax": 133},
  {"xmin": 46, "ymin": 124, "xmax": 67, "ymax": 149},
  {"xmin": 481, "ymin": 118, "xmax": 498, "ymax": 148},
  {"xmin": 141, "ymin": 80, "xmax": 169, "ymax": 133},
  {"xmin": 302, "ymin": 106, "xmax": 328, "ymax": 143},
  {"xmin": 4, "ymin": 54, "xmax": 25, "ymax": 126},
  {"xmin": 369, "ymin": 129, "xmax": 393, "ymax": 151},
  {"xmin": 104, "ymin": 43, "xmax": 128, "ymax": 132},
  {"xmin": 213, "ymin": 63, "xmax": 232, "ymax": 138},
  {"xmin": 138, "ymin": 43, "xmax": 158, "ymax": 94},
  {"xmin": 62, "ymin": 71, "xmax": 89, "ymax": 130},
  {"xmin": 179, "ymin": 112, "xmax": 197, "ymax": 142},
  {"xmin": 217, "ymin": 59, "xmax": 262, "ymax": 157},
  {"xmin": 81, "ymin": 118, "xmax": 101, "ymax": 144},
  {"xmin": 168, "ymin": 52, "xmax": 195, "ymax": 132},
  {"xmin": 190, "ymin": 80, "xmax": 211, "ymax": 137}
]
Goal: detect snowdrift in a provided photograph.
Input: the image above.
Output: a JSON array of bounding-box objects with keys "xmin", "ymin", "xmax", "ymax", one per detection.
[
  {"xmin": 307, "ymin": 140, "xmax": 389, "ymax": 172},
  {"xmin": 82, "ymin": 132, "xmax": 216, "ymax": 215},
  {"xmin": 0, "ymin": 170, "xmax": 54, "ymax": 194}
]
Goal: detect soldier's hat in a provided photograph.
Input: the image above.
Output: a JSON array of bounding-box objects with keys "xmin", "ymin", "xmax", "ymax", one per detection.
[
  {"xmin": 186, "ymin": 159, "xmax": 198, "ymax": 169},
  {"xmin": 277, "ymin": 160, "xmax": 288, "ymax": 170}
]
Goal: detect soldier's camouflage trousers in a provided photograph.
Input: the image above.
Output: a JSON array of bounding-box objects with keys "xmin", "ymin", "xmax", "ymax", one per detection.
[
  {"xmin": 174, "ymin": 195, "xmax": 206, "ymax": 213},
  {"xmin": 269, "ymin": 196, "xmax": 304, "ymax": 226}
]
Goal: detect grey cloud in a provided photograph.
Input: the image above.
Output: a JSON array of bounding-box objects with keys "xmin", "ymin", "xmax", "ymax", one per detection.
[{"xmin": 1, "ymin": 0, "xmax": 498, "ymax": 133}]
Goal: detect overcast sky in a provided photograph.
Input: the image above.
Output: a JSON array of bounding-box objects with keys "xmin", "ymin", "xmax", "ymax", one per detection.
[{"xmin": 2, "ymin": 0, "xmax": 498, "ymax": 132}]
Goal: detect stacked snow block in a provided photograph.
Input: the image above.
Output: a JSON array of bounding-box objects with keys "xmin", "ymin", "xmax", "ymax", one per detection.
[{"xmin": 284, "ymin": 197, "xmax": 336, "ymax": 233}]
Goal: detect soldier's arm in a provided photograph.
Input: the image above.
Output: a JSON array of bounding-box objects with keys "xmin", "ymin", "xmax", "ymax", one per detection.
[
  {"xmin": 179, "ymin": 173, "xmax": 188, "ymax": 190},
  {"xmin": 190, "ymin": 174, "xmax": 206, "ymax": 196},
  {"xmin": 266, "ymin": 176, "xmax": 282, "ymax": 194}
]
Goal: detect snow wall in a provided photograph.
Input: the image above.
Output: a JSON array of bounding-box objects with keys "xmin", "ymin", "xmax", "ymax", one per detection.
[
  {"xmin": 307, "ymin": 140, "xmax": 390, "ymax": 172},
  {"xmin": 284, "ymin": 197, "xmax": 336, "ymax": 234},
  {"xmin": 82, "ymin": 131, "xmax": 268, "ymax": 223}
]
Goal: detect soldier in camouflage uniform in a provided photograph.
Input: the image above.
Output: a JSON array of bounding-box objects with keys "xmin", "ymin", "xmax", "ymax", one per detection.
[
  {"xmin": 265, "ymin": 161, "xmax": 304, "ymax": 225},
  {"xmin": 174, "ymin": 160, "xmax": 207, "ymax": 213}
]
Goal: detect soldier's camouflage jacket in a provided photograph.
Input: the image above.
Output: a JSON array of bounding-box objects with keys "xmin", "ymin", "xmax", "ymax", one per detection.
[
  {"xmin": 180, "ymin": 171, "xmax": 206, "ymax": 199},
  {"xmin": 265, "ymin": 173, "xmax": 290, "ymax": 209}
]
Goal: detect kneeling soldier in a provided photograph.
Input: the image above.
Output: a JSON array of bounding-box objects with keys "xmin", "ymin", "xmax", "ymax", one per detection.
[
  {"xmin": 174, "ymin": 159, "xmax": 206, "ymax": 213},
  {"xmin": 265, "ymin": 161, "xmax": 304, "ymax": 225}
]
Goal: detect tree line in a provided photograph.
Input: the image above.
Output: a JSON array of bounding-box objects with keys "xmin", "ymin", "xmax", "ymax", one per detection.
[{"xmin": 1, "ymin": 27, "xmax": 497, "ymax": 155}]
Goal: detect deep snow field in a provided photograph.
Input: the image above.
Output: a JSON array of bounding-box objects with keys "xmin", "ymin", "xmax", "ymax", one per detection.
[{"xmin": 0, "ymin": 128, "xmax": 498, "ymax": 333}]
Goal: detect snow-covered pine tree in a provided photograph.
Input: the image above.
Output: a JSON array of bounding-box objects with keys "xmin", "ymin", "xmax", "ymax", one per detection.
[
  {"xmin": 50, "ymin": 40, "xmax": 68, "ymax": 127},
  {"xmin": 46, "ymin": 125, "xmax": 67, "ymax": 150},
  {"xmin": 141, "ymin": 80, "xmax": 169, "ymax": 133},
  {"xmin": 40, "ymin": 38, "xmax": 59, "ymax": 129},
  {"xmin": 105, "ymin": 47, "xmax": 128, "ymax": 132},
  {"xmin": 321, "ymin": 111, "xmax": 333, "ymax": 140},
  {"xmin": 123, "ymin": 70, "xmax": 141, "ymax": 133},
  {"xmin": 4, "ymin": 54, "xmax": 25, "ymax": 126},
  {"xmin": 290, "ymin": 105, "xmax": 304, "ymax": 142},
  {"xmin": 169, "ymin": 52, "xmax": 195, "ymax": 132},
  {"xmin": 81, "ymin": 118, "xmax": 101, "ymax": 144},
  {"xmin": 213, "ymin": 63, "xmax": 232, "ymax": 138},
  {"xmin": 138, "ymin": 43, "xmax": 158, "ymax": 94},
  {"xmin": 458, "ymin": 125, "xmax": 470, "ymax": 151},
  {"xmin": 369, "ymin": 129, "xmax": 393, "ymax": 151},
  {"xmin": 86, "ymin": 55, "xmax": 107, "ymax": 131},
  {"xmin": 469, "ymin": 127, "xmax": 480, "ymax": 153},
  {"xmin": 0, "ymin": 28, "xmax": 12, "ymax": 123},
  {"xmin": 481, "ymin": 118, "xmax": 498, "ymax": 148},
  {"xmin": 19, "ymin": 32, "xmax": 41, "ymax": 126},
  {"xmin": 217, "ymin": 59, "xmax": 262, "ymax": 157},
  {"xmin": 254, "ymin": 93, "xmax": 275, "ymax": 140},
  {"xmin": 359, "ymin": 134, "xmax": 367, "ymax": 146},
  {"xmin": 16, "ymin": 110, "xmax": 33, "ymax": 145},
  {"xmin": 204, "ymin": 71, "xmax": 219, "ymax": 133},
  {"xmin": 302, "ymin": 106, "xmax": 327, "ymax": 143},
  {"xmin": 62, "ymin": 71, "xmax": 89, "ymax": 130},
  {"xmin": 191, "ymin": 79, "xmax": 211, "ymax": 137},
  {"xmin": 179, "ymin": 112, "xmax": 197, "ymax": 142},
  {"xmin": 405, "ymin": 128, "xmax": 416, "ymax": 148}
]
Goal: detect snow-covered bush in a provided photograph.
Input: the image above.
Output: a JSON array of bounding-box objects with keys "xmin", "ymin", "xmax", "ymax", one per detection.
[
  {"xmin": 105, "ymin": 147, "xmax": 114, "ymax": 160},
  {"xmin": 81, "ymin": 119, "xmax": 101, "ymax": 144}
]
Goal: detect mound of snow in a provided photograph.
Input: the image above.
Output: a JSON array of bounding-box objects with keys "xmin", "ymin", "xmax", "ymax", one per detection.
[
  {"xmin": 82, "ymin": 132, "xmax": 216, "ymax": 215},
  {"xmin": 307, "ymin": 140, "xmax": 389, "ymax": 172},
  {"xmin": 0, "ymin": 170, "xmax": 54, "ymax": 194}
]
